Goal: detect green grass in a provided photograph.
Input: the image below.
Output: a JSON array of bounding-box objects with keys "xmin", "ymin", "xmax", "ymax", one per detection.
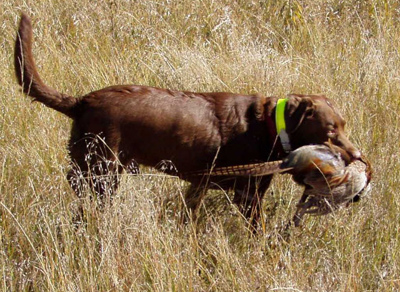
[{"xmin": 1, "ymin": 0, "xmax": 400, "ymax": 291}]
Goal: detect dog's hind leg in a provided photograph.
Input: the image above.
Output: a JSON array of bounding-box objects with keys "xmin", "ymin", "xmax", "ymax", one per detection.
[
  {"xmin": 67, "ymin": 158, "xmax": 123, "ymax": 225},
  {"xmin": 87, "ymin": 159, "xmax": 123, "ymax": 208},
  {"xmin": 67, "ymin": 165, "xmax": 88, "ymax": 226},
  {"xmin": 67, "ymin": 132, "xmax": 123, "ymax": 218}
]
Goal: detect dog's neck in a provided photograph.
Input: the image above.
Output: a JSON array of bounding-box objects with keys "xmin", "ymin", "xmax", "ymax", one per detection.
[
  {"xmin": 275, "ymin": 98, "xmax": 292, "ymax": 153},
  {"xmin": 264, "ymin": 98, "xmax": 290, "ymax": 159}
]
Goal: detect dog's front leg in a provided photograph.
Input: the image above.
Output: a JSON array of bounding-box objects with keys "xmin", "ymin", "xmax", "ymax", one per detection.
[
  {"xmin": 233, "ymin": 176, "xmax": 273, "ymax": 232},
  {"xmin": 181, "ymin": 183, "xmax": 209, "ymax": 224}
]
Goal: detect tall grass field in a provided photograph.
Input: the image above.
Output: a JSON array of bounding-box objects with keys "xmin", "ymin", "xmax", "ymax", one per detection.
[{"xmin": 1, "ymin": 1, "xmax": 400, "ymax": 291}]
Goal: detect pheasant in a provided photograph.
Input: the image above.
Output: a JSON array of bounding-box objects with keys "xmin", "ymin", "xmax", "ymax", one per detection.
[{"xmin": 193, "ymin": 144, "xmax": 372, "ymax": 226}]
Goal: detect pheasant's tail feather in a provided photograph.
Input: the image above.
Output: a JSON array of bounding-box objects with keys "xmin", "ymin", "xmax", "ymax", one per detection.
[{"xmin": 187, "ymin": 160, "xmax": 291, "ymax": 177}]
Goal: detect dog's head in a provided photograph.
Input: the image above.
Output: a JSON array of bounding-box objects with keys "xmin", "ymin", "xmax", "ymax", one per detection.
[{"xmin": 277, "ymin": 94, "xmax": 361, "ymax": 160}]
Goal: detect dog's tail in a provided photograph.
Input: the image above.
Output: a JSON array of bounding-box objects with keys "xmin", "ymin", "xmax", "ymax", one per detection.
[{"xmin": 15, "ymin": 13, "xmax": 79, "ymax": 119}]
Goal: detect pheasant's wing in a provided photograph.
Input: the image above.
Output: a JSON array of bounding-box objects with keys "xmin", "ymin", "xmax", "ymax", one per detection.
[
  {"xmin": 301, "ymin": 163, "xmax": 342, "ymax": 188},
  {"xmin": 328, "ymin": 172, "xmax": 350, "ymax": 187}
]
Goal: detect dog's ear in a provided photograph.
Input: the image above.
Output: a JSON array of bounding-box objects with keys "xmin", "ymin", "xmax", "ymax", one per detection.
[
  {"xmin": 263, "ymin": 96, "xmax": 279, "ymax": 118},
  {"xmin": 248, "ymin": 94, "xmax": 268, "ymax": 120},
  {"xmin": 285, "ymin": 94, "xmax": 315, "ymax": 133}
]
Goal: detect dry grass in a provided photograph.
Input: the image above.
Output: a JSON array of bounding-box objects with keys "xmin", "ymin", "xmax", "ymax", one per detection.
[{"xmin": 1, "ymin": 0, "xmax": 400, "ymax": 291}]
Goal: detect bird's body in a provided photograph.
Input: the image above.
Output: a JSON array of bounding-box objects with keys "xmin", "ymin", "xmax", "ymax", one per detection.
[{"xmin": 284, "ymin": 145, "xmax": 371, "ymax": 226}]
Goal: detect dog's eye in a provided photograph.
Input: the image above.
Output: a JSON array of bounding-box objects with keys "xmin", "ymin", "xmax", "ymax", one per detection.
[{"xmin": 305, "ymin": 108, "xmax": 314, "ymax": 118}]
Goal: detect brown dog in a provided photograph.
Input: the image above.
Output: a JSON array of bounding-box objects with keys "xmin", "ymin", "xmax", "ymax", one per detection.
[{"xmin": 14, "ymin": 13, "xmax": 360, "ymax": 227}]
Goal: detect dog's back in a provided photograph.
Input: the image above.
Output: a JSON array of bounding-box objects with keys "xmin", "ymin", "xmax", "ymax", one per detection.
[{"xmin": 73, "ymin": 84, "xmax": 269, "ymax": 172}]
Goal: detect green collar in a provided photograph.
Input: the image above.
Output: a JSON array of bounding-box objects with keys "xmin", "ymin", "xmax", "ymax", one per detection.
[{"xmin": 275, "ymin": 98, "xmax": 292, "ymax": 152}]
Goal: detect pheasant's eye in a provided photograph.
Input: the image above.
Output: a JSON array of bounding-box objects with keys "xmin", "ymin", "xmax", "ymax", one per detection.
[{"xmin": 327, "ymin": 128, "xmax": 337, "ymax": 138}]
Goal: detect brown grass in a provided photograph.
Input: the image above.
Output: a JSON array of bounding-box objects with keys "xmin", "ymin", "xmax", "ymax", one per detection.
[{"xmin": 1, "ymin": 0, "xmax": 400, "ymax": 290}]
